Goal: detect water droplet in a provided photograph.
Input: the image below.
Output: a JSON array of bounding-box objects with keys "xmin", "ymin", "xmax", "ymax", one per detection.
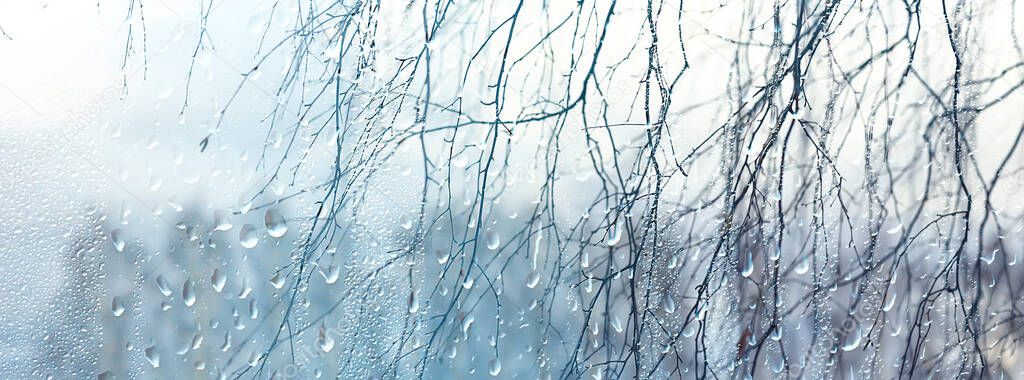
[
  {"xmin": 606, "ymin": 221, "xmax": 622, "ymax": 246},
  {"xmin": 882, "ymin": 291, "xmax": 898, "ymax": 312},
  {"xmin": 249, "ymin": 299, "xmax": 259, "ymax": 319},
  {"xmin": 318, "ymin": 325, "xmax": 335, "ymax": 352},
  {"xmin": 611, "ymin": 315, "xmax": 624, "ymax": 333},
  {"xmin": 794, "ymin": 255, "xmax": 810, "ymax": 275},
  {"xmin": 769, "ymin": 352, "xmax": 785, "ymax": 373},
  {"xmin": 682, "ymin": 324, "xmax": 696, "ymax": 338},
  {"xmin": 155, "ymin": 275, "xmax": 173, "ymax": 297},
  {"xmin": 408, "ymin": 291, "xmax": 420, "ymax": 314},
  {"xmin": 211, "ymin": 269, "xmax": 226, "ymax": 293},
  {"xmin": 237, "ymin": 278, "xmax": 252, "ymax": 299},
  {"xmin": 145, "ymin": 346, "xmax": 160, "ymax": 368},
  {"xmin": 183, "ymin": 280, "xmax": 196, "ymax": 307},
  {"xmin": 488, "ymin": 358, "xmax": 502, "ymax": 376},
  {"xmin": 320, "ymin": 265, "xmax": 340, "ymax": 284},
  {"xmin": 660, "ymin": 295, "xmax": 676, "ymax": 313},
  {"xmin": 240, "ymin": 200, "xmax": 253, "ymax": 214},
  {"xmin": 841, "ymin": 325, "xmax": 862, "ymax": 351},
  {"xmin": 111, "ymin": 296, "xmax": 126, "ymax": 317},
  {"xmin": 247, "ymin": 352, "xmax": 262, "ymax": 367},
  {"xmin": 485, "ymin": 230, "xmax": 501, "ymax": 250},
  {"xmin": 239, "ymin": 224, "xmax": 258, "ymax": 248},
  {"xmin": 526, "ymin": 271, "xmax": 541, "ymax": 289},
  {"xmin": 436, "ymin": 249, "xmax": 450, "ymax": 264},
  {"xmin": 270, "ymin": 272, "xmax": 285, "ymax": 289},
  {"xmin": 886, "ymin": 224, "xmax": 903, "ymax": 234},
  {"xmin": 213, "ymin": 210, "xmax": 233, "ymax": 231},
  {"xmin": 740, "ymin": 251, "xmax": 754, "ymax": 277},
  {"xmin": 462, "ymin": 314, "xmax": 475, "ymax": 338},
  {"xmin": 982, "ymin": 249, "xmax": 998, "ymax": 265},
  {"xmin": 264, "ymin": 209, "xmax": 287, "ymax": 238},
  {"xmin": 220, "ymin": 331, "xmax": 232, "ymax": 351},
  {"xmin": 110, "ymin": 228, "xmax": 126, "ymax": 252}
]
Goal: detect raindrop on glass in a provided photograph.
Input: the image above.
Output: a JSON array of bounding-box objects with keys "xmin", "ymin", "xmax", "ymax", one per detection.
[
  {"xmin": 270, "ymin": 272, "xmax": 285, "ymax": 289},
  {"xmin": 318, "ymin": 325, "xmax": 335, "ymax": 353},
  {"xmin": 145, "ymin": 346, "xmax": 160, "ymax": 368},
  {"xmin": 239, "ymin": 224, "xmax": 259, "ymax": 248},
  {"xmin": 320, "ymin": 265, "xmax": 340, "ymax": 284},
  {"xmin": 525, "ymin": 271, "xmax": 541, "ymax": 289},
  {"xmin": 485, "ymin": 230, "xmax": 501, "ymax": 250},
  {"xmin": 211, "ymin": 269, "xmax": 226, "ymax": 293},
  {"xmin": 488, "ymin": 358, "xmax": 502, "ymax": 376},
  {"xmin": 155, "ymin": 275, "xmax": 173, "ymax": 297},
  {"xmin": 740, "ymin": 251, "xmax": 754, "ymax": 277},
  {"xmin": 213, "ymin": 210, "xmax": 233, "ymax": 231},
  {"xmin": 264, "ymin": 209, "xmax": 287, "ymax": 238},
  {"xmin": 606, "ymin": 221, "xmax": 622, "ymax": 246},
  {"xmin": 110, "ymin": 228, "xmax": 126, "ymax": 252},
  {"xmin": 408, "ymin": 291, "xmax": 420, "ymax": 314},
  {"xmin": 111, "ymin": 296, "xmax": 126, "ymax": 317},
  {"xmin": 183, "ymin": 280, "xmax": 196, "ymax": 307}
]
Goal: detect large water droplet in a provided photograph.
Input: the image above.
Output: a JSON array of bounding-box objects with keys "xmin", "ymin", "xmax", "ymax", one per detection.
[
  {"xmin": 318, "ymin": 325, "xmax": 335, "ymax": 353},
  {"xmin": 270, "ymin": 272, "xmax": 285, "ymax": 289},
  {"xmin": 606, "ymin": 221, "xmax": 623, "ymax": 246},
  {"xmin": 145, "ymin": 346, "xmax": 160, "ymax": 368},
  {"xmin": 247, "ymin": 352, "xmax": 262, "ymax": 367},
  {"xmin": 239, "ymin": 224, "xmax": 258, "ymax": 248},
  {"xmin": 740, "ymin": 251, "xmax": 754, "ymax": 277},
  {"xmin": 249, "ymin": 299, "xmax": 259, "ymax": 319},
  {"xmin": 220, "ymin": 331, "xmax": 232, "ymax": 351},
  {"xmin": 660, "ymin": 295, "xmax": 676, "ymax": 313},
  {"xmin": 213, "ymin": 209, "xmax": 233, "ymax": 231},
  {"xmin": 882, "ymin": 291, "xmax": 898, "ymax": 312},
  {"xmin": 265, "ymin": 209, "xmax": 287, "ymax": 238},
  {"xmin": 488, "ymin": 358, "xmax": 502, "ymax": 376},
  {"xmin": 611, "ymin": 315, "xmax": 624, "ymax": 333},
  {"xmin": 320, "ymin": 265, "xmax": 340, "ymax": 284},
  {"xmin": 111, "ymin": 296, "xmax": 126, "ymax": 317},
  {"xmin": 110, "ymin": 228, "xmax": 126, "ymax": 252},
  {"xmin": 211, "ymin": 269, "xmax": 226, "ymax": 293},
  {"xmin": 462, "ymin": 314, "xmax": 475, "ymax": 338},
  {"xmin": 525, "ymin": 271, "xmax": 540, "ymax": 289},
  {"xmin": 183, "ymin": 280, "xmax": 196, "ymax": 307},
  {"xmin": 436, "ymin": 249, "xmax": 450, "ymax": 264},
  {"xmin": 408, "ymin": 291, "xmax": 420, "ymax": 314},
  {"xmin": 794, "ymin": 255, "xmax": 810, "ymax": 275},
  {"xmin": 769, "ymin": 352, "xmax": 785, "ymax": 373},
  {"xmin": 485, "ymin": 230, "xmax": 501, "ymax": 250},
  {"xmin": 681, "ymin": 324, "xmax": 696, "ymax": 338},
  {"xmin": 842, "ymin": 325, "xmax": 862, "ymax": 351},
  {"xmin": 155, "ymin": 275, "xmax": 173, "ymax": 297},
  {"xmin": 237, "ymin": 278, "xmax": 252, "ymax": 299}
]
